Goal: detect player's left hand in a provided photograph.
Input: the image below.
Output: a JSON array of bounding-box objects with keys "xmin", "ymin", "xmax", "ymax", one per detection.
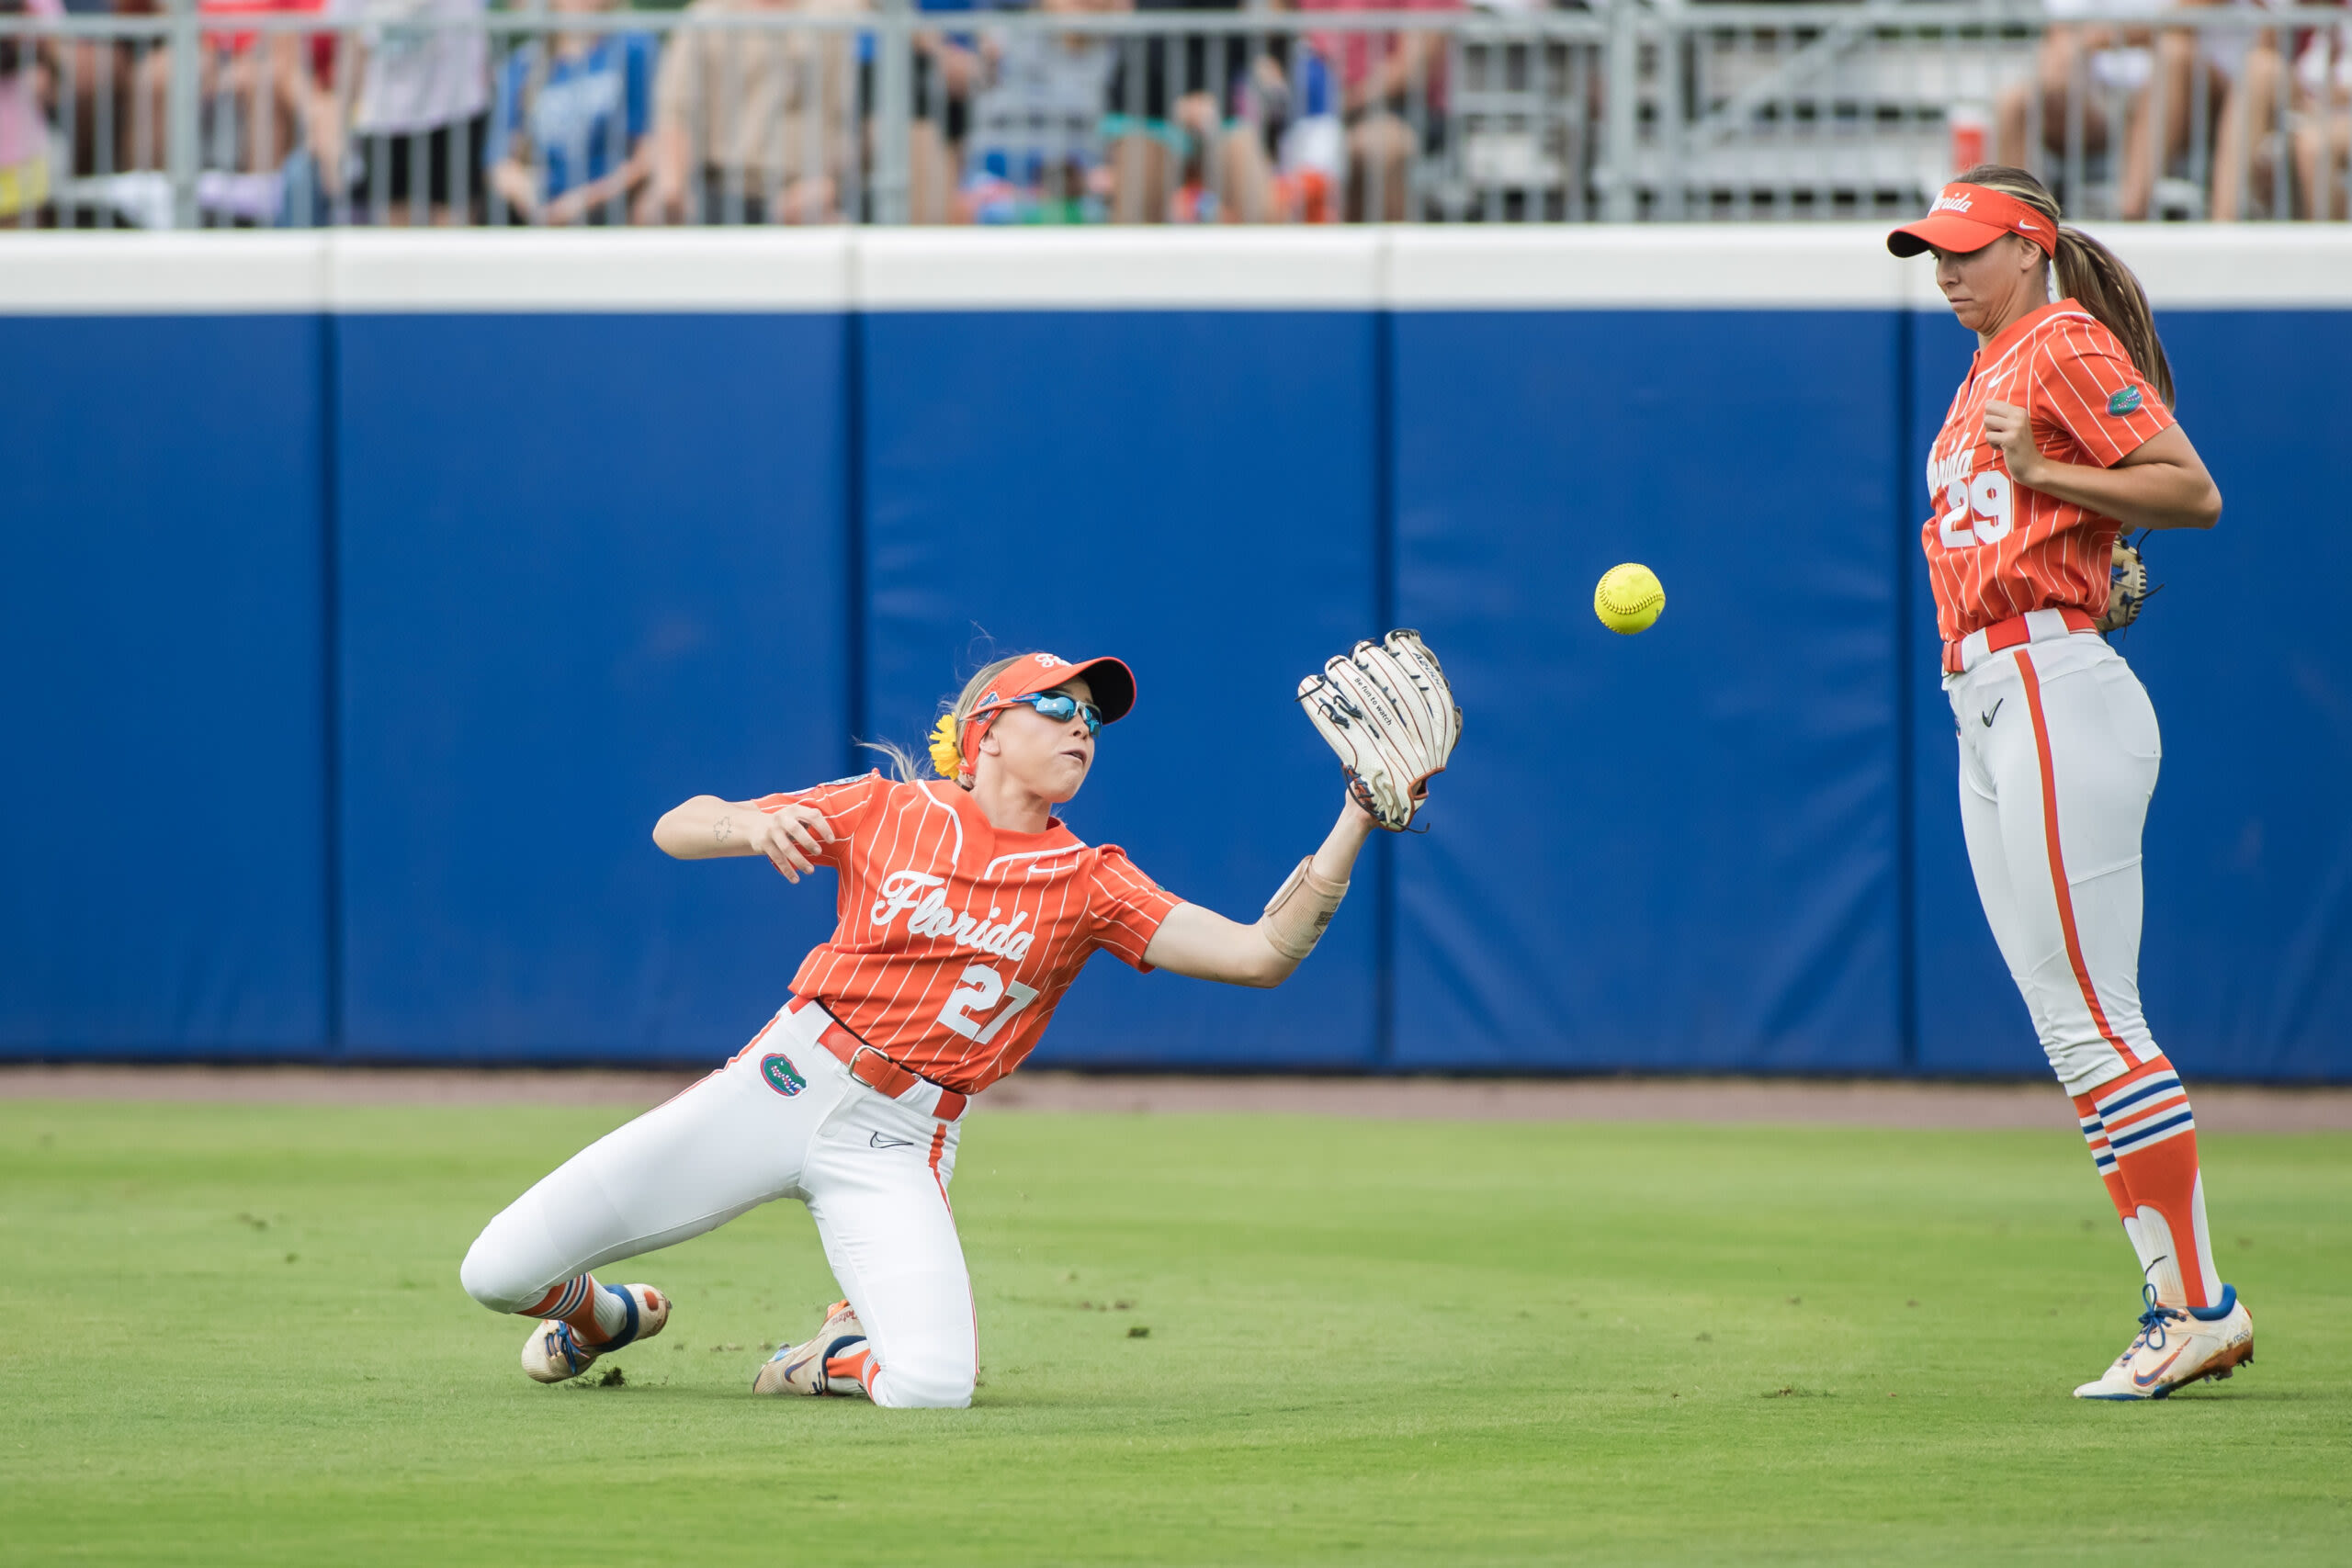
[{"xmin": 1981, "ymin": 400, "xmax": 2045, "ymax": 487}]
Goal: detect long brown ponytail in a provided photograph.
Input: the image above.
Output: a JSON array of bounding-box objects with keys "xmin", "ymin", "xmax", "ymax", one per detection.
[{"xmin": 1954, "ymin": 164, "xmax": 2176, "ymax": 409}]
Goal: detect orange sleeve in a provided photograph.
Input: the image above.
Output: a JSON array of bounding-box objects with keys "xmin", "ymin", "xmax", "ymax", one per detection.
[
  {"xmin": 2030, "ymin": 319, "xmax": 2175, "ymax": 469},
  {"xmin": 752, "ymin": 771, "xmax": 887, "ymax": 867},
  {"xmin": 1087, "ymin": 847, "xmax": 1184, "ymax": 973}
]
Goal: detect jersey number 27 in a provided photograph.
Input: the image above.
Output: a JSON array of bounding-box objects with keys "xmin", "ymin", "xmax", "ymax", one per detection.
[
  {"xmin": 1939, "ymin": 470, "xmax": 2014, "ymax": 549},
  {"xmin": 936, "ymin": 963, "xmax": 1041, "ymax": 1046}
]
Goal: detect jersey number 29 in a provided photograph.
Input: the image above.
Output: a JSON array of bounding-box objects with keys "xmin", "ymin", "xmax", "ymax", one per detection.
[
  {"xmin": 1939, "ymin": 471, "xmax": 2014, "ymax": 548},
  {"xmin": 936, "ymin": 963, "xmax": 1040, "ymax": 1046}
]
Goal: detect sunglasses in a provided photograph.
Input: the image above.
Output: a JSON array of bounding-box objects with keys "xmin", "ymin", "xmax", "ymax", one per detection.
[{"xmin": 984, "ymin": 692, "xmax": 1104, "ymax": 737}]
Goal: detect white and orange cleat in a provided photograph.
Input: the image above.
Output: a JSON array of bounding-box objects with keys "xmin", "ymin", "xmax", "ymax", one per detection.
[
  {"xmin": 752, "ymin": 1300, "xmax": 872, "ymax": 1397},
  {"xmin": 2074, "ymin": 1284, "xmax": 2253, "ymax": 1401},
  {"xmin": 520, "ymin": 1283, "xmax": 671, "ymax": 1384}
]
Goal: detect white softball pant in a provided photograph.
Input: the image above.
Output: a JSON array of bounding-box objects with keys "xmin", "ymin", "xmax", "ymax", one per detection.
[
  {"xmin": 458, "ymin": 1000, "xmax": 975, "ymax": 1408},
  {"xmin": 1948, "ymin": 626, "xmax": 2163, "ymax": 1096}
]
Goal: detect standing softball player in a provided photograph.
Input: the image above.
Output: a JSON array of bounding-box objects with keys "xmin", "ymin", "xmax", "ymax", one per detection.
[
  {"xmin": 457, "ymin": 636, "xmax": 1457, "ymax": 1407},
  {"xmin": 1888, "ymin": 167, "xmax": 2246, "ymax": 1400}
]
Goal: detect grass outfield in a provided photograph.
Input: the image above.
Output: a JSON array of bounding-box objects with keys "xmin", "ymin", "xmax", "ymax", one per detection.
[{"xmin": 4, "ymin": 1100, "xmax": 2347, "ymax": 1565}]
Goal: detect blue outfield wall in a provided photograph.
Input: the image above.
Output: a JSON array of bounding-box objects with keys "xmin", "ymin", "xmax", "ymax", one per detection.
[
  {"xmin": 1394, "ymin": 310, "xmax": 1905, "ymax": 1072},
  {"xmin": 2, "ymin": 229, "xmax": 2346, "ymax": 1077},
  {"xmin": 2134, "ymin": 310, "xmax": 2352, "ymax": 1081},
  {"xmin": 0, "ymin": 312, "xmax": 330, "ymax": 1056},
  {"xmin": 333, "ymin": 312, "xmax": 850, "ymax": 1063},
  {"xmin": 862, "ymin": 309, "xmax": 1383, "ymax": 1069}
]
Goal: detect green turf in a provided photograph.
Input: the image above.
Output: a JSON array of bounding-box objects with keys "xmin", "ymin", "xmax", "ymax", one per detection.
[{"xmin": 3, "ymin": 1100, "xmax": 2347, "ymax": 1565}]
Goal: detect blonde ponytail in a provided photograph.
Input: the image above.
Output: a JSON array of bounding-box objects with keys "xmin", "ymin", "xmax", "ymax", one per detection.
[
  {"xmin": 855, "ymin": 653, "xmax": 1028, "ymax": 785},
  {"xmin": 1954, "ymin": 164, "xmax": 2177, "ymax": 410}
]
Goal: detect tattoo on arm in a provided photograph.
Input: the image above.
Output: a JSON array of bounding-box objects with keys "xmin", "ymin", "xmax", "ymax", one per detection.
[{"xmin": 713, "ymin": 815, "xmax": 733, "ymax": 844}]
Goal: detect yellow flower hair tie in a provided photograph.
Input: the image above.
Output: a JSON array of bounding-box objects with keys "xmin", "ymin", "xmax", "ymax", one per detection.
[{"xmin": 927, "ymin": 714, "xmax": 963, "ymax": 778}]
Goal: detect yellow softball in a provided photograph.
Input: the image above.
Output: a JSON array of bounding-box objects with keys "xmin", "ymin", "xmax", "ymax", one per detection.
[{"xmin": 1594, "ymin": 563, "xmax": 1666, "ymax": 635}]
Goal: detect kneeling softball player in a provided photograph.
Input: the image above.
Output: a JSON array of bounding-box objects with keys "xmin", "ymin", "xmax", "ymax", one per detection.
[{"xmin": 458, "ymin": 636, "xmax": 1457, "ymax": 1406}]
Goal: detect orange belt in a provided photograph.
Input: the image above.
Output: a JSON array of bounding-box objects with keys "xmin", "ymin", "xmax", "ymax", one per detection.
[
  {"xmin": 789, "ymin": 997, "xmax": 968, "ymax": 1122},
  {"xmin": 1944, "ymin": 606, "xmax": 2098, "ymax": 676}
]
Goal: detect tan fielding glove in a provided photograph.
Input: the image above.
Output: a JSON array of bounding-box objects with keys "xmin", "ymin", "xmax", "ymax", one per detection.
[
  {"xmin": 2098, "ymin": 538, "xmax": 2157, "ymax": 635},
  {"xmin": 1295, "ymin": 629, "xmax": 1464, "ymax": 831}
]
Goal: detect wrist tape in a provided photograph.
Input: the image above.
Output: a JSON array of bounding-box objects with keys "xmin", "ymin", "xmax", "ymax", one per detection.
[{"xmin": 1261, "ymin": 857, "xmax": 1350, "ymax": 962}]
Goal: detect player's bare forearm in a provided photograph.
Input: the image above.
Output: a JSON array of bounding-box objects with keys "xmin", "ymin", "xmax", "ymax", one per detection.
[
  {"xmin": 653, "ymin": 795, "xmax": 758, "ymax": 859},
  {"xmin": 1310, "ymin": 797, "xmax": 1378, "ymax": 885},
  {"xmin": 1987, "ymin": 412, "xmax": 2222, "ymax": 531},
  {"xmin": 1143, "ymin": 800, "xmax": 1376, "ymax": 987},
  {"xmin": 654, "ymin": 795, "xmax": 836, "ymax": 882},
  {"xmin": 2010, "ymin": 452, "xmax": 2221, "ymax": 531}
]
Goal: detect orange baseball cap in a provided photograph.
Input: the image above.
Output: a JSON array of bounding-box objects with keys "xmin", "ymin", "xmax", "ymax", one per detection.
[
  {"xmin": 1887, "ymin": 182, "xmax": 2053, "ymax": 258},
  {"xmin": 956, "ymin": 651, "xmax": 1137, "ymax": 773},
  {"xmin": 973, "ymin": 651, "xmax": 1135, "ymax": 723}
]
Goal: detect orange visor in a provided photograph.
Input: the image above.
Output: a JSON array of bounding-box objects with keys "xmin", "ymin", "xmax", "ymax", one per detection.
[
  {"xmin": 960, "ymin": 652, "xmax": 1136, "ymax": 772},
  {"xmin": 1887, "ymin": 183, "xmax": 2054, "ymax": 258}
]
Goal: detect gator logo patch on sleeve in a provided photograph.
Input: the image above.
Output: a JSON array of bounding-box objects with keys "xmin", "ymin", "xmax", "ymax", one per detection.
[
  {"xmin": 2106, "ymin": 386, "xmax": 2143, "ymax": 417},
  {"xmin": 761, "ymin": 1054, "xmax": 808, "ymax": 1097}
]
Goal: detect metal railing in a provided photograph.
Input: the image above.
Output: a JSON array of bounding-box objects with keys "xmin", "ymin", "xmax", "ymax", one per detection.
[{"xmin": 1, "ymin": 2, "xmax": 2345, "ymax": 230}]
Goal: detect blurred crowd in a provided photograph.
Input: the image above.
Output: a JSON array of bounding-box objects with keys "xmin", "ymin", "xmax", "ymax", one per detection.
[
  {"xmin": 0, "ymin": 0, "xmax": 2345, "ymax": 227},
  {"xmin": 0, "ymin": 0, "xmax": 1520, "ymax": 227},
  {"xmin": 1996, "ymin": 0, "xmax": 2350, "ymax": 220}
]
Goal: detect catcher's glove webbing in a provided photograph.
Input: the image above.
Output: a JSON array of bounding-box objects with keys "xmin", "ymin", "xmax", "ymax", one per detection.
[
  {"xmin": 1296, "ymin": 629, "xmax": 1463, "ymax": 831},
  {"xmin": 2098, "ymin": 536, "xmax": 2158, "ymax": 636}
]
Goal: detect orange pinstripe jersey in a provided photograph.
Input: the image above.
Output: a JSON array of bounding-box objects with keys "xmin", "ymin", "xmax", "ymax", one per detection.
[
  {"xmin": 1922, "ymin": 300, "xmax": 2175, "ymax": 644},
  {"xmin": 752, "ymin": 773, "xmax": 1182, "ymax": 1096}
]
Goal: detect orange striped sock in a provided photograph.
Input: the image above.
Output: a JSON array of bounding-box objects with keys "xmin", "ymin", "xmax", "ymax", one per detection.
[
  {"xmin": 2070, "ymin": 1087, "xmax": 2137, "ymax": 1224},
  {"xmin": 520, "ymin": 1274, "xmax": 628, "ymax": 1344},
  {"xmin": 827, "ymin": 1343, "xmax": 876, "ymax": 1399},
  {"xmin": 2080, "ymin": 1055, "xmax": 2221, "ymax": 1310}
]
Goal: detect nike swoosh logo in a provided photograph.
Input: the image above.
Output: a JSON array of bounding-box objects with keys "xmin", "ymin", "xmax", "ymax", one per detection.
[
  {"xmin": 2133, "ymin": 1348, "xmax": 2185, "ymax": 1388},
  {"xmin": 1981, "ymin": 700, "xmax": 2003, "ymax": 727},
  {"xmin": 869, "ymin": 1131, "xmax": 915, "ymax": 1150}
]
